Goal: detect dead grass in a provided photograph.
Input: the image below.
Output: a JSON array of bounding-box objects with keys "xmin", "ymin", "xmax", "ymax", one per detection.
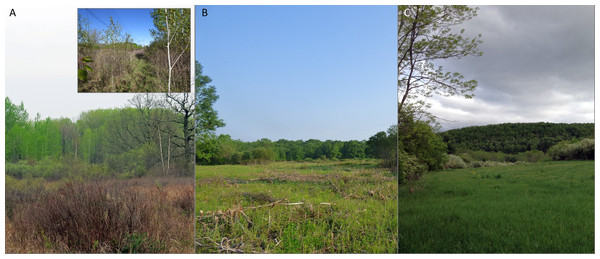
[{"xmin": 5, "ymin": 177, "xmax": 194, "ymax": 253}]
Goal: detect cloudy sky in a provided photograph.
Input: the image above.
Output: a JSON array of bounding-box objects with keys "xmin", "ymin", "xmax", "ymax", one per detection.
[{"xmin": 422, "ymin": 5, "xmax": 595, "ymax": 131}]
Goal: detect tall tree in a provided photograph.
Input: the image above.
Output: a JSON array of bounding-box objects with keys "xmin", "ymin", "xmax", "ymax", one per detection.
[
  {"xmin": 194, "ymin": 61, "xmax": 225, "ymax": 136},
  {"xmin": 398, "ymin": 5, "xmax": 482, "ymax": 124},
  {"xmin": 165, "ymin": 92, "xmax": 195, "ymax": 166},
  {"xmin": 5, "ymin": 97, "xmax": 29, "ymax": 133},
  {"xmin": 150, "ymin": 9, "xmax": 191, "ymax": 92},
  {"xmin": 398, "ymin": 5, "xmax": 482, "ymax": 178},
  {"xmin": 194, "ymin": 61, "xmax": 225, "ymax": 163}
]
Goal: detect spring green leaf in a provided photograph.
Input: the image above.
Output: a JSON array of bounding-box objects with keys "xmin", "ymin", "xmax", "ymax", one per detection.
[{"xmin": 78, "ymin": 69, "xmax": 88, "ymax": 81}]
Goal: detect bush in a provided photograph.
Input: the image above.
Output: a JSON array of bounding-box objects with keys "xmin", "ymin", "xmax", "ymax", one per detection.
[
  {"xmin": 5, "ymin": 161, "xmax": 33, "ymax": 179},
  {"xmin": 548, "ymin": 138, "xmax": 594, "ymax": 161},
  {"xmin": 468, "ymin": 150, "xmax": 506, "ymax": 162},
  {"xmin": 35, "ymin": 158, "xmax": 66, "ymax": 180},
  {"xmin": 481, "ymin": 161, "xmax": 510, "ymax": 167},
  {"xmin": 443, "ymin": 154, "xmax": 468, "ymax": 169},
  {"xmin": 105, "ymin": 143, "xmax": 160, "ymax": 177},
  {"xmin": 399, "ymin": 151, "xmax": 427, "ymax": 184},
  {"xmin": 7, "ymin": 178, "xmax": 194, "ymax": 253},
  {"xmin": 398, "ymin": 114, "xmax": 447, "ymax": 171},
  {"xmin": 458, "ymin": 153, "xmax": 473, "ymax": 164},
  {"xmin": 504, "ymin": 154, "xmax": 518, "ymax": 163},
  {"xmin": 516, "ymin": 150, "xmax": 549, "ymax": 163}
]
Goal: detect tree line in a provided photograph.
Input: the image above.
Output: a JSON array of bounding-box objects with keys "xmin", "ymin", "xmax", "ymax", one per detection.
[
  {"xmin": 5, "ymin": 94, "xmax": 194, "ymax": 179},
  {"xmin": 440, "ymin": 122, "xmax": 594, "ymax": 154},
  {"xmin": 192, "ymin": 59, "xmax": 397, "ymax": 169},
  {"xmin": 196, "ymin": 126, "xmax": 397, "ymax": 166}
]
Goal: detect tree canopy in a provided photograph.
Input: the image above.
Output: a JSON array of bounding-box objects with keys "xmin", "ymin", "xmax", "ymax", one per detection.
[
  {"xmin": 440, "ymin": 122, "xmax": 594, "ymax": 154},
  {"xmin": 397, "ymin": 5, "xmax": 483, "ymax": 179},
  {"xmin": 5, "ymin": 95, "xmax": 193, "ymax": 178},
  {"xmin": 398, "ymin": 5, "xmax": 482, "ymax": 123}
]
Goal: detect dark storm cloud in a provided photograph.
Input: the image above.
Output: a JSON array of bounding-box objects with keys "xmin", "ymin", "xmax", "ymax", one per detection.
[{"xmin": 429, "ymin": 5, "xmax": 595, "ymax": 131}]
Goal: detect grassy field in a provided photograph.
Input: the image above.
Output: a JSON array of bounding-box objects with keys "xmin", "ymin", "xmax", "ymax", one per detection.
[
  {"xmin": 195, "ymin": 160, "xmax": 398, "ymax": 253},
  {"xmin": 399, "ymin": 160, "xmax": 594, "ymax": 253}
]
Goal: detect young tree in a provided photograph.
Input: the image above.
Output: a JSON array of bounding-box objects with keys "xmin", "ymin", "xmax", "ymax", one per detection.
[
  {"xmin": 150, "ymin": 9, "xmax": 191, "ymax": 92},
  {"xmin": 398, "ymin": 5, "xmax": 482, "ymax": 123},
  {"xmin": 102, "ymin": 17, "xmax": 123, "ymax": 46}
]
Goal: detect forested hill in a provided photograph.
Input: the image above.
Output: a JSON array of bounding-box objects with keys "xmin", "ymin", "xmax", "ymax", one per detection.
[{"xmin": 440, "ymin": 122, "xmax": 594, "ymax": 154}]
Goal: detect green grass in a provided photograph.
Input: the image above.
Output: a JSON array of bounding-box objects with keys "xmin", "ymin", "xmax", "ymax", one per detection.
[
  {"xmin": 195, "ymin": 160, "xmax": 397, "ymax": 253},
  {"xmin": 399, "ymin": 160, "xmax": 594, "ymax": 253}
]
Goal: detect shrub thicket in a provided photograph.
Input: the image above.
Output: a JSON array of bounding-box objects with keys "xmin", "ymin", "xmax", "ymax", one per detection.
[
  {"xmin": 399, "ymin": 151, "xmax": 427, "ymax": 184},
  {"xmin": 548, "ymin": 138, "xmax": 594, "ymax": 161},
  {"xmin": 443, "ymin": 154, "xmax": 468, "ymax": 169},
  {"xmin": 6, "ymin": 178, "xmax": 194, "ymax": 253}
]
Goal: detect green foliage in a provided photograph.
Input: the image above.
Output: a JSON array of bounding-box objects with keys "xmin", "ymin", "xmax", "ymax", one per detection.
[
  {"xmin": 398, "ymin": 5, "xmax": 482, "ymax": 122},
  {"xmin": 5, "ymin": 97, "xmax": 29, "ymax": 133},
  {"xmin": 516, "ymin": 150, "xmax": 549, "ymax": 163},
  {"xmin": 341, "ymin": 140, "xmax": 366, "ymax": 159},
  {"xmin": 150, "ymin": 8, "xmax": 191, "ymax": 92},
  {"xmin": 441, "ymin": 122, "xmax": 594, "ymax": 154},
  {"xmin": 5, "ymin": 96, "xmax": 191, "ymax": 180},
  {"xmin": 78, "ymin": 10, "xmax": 190, "ymax": 92},
  {"xmin": 197, "ymin": 135, "xmax": 386, "ymax": 166},
  {"xmin": 398, "ymin": 110, "xmax": 447, "ymax": 171},
  {"xmin": 195, "ymin": 61, "xmax": 225, "ymax": 137},
  {"xmin": 105, "ymin": 143, "xmax": 160, "ymax": 178},
  {"xmin": 5, "ymin": 161, "xmax": 33, "ymax": 179},
  {"xmin": 78, "ymin": 56, "xmax": 94, "ymax": 81},
  {"xmin": 398, "ymin": 151, "xmax": 427, "ymax": 185},
  {"xmin": 150, "ymin": 9, "xmax": 191, "ymax": 51},
  {"xmin": 397, "ymin": 5, "xmax": 481, "ymax": 178},
  {"xmin": 547, "ymin": 138, "xmax": 594, "ymax": 161},
  {"xmin": 443, "ymin": 154, "xmax": 468, "ymax": 169},
  {"xmin": 78, "ymin": 14, "xmax": 101, "ymax": 49},
  {"xmin": 102, "ymin": 17, "xmax": 124, "ymax": 46}
]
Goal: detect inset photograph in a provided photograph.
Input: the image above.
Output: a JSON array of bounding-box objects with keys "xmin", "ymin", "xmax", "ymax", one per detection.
[
  {"xmin": 77, "ymin": 8, "xmax": 191, "ymax": 93},
  {"xmin": 5, "ymin": 93, "xmax": 196, "ymax": 253},
  {"xmin": 194, "ymin": 6, "xmax": 398, "ymax": 253},
  {"xmin": 397, "ymin": 5, "xmax": 594, "ymax": 253}
]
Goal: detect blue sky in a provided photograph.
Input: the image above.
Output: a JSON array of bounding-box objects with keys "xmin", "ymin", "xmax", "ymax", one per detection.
[
  {"xmin": 78, "ymin": 8, "xmax": 156, "ymax": 46},
  {"xmin": 195, "ymin": 5, "xmax": 396, "ymax": 142}
]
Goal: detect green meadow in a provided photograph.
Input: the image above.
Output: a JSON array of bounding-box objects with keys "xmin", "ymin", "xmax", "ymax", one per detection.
[
  {"xmin": 195, "ymin": 160, "xmax": 397, "ymax": 253},
  {"xmin": 399, "ymin": 160, "xmax": 594, "ymax": 253}
]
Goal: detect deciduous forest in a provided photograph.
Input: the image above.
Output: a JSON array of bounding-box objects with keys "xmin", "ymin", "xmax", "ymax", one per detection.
[
  {"xmin": 441, "ymin": 122, "xmax": 594, "ymax": 154},
  {"xmin": 196, "ymin": 128, "xmax": 397, "ymax": 168},
  {"xmin": 5, "ymin": 94, "xmax": 195, "ymax": 253}
]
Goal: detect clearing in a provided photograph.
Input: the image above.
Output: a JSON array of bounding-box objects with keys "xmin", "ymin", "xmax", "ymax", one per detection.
[{"xmin": 195, "ymin": 160, "xmax": 398, "ymax": 253}]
